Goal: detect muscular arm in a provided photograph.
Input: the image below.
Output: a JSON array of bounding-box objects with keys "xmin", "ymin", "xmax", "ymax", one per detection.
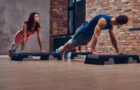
[
  {"xmin": 91, "ymin": 25, "xmax": 101, "ymax": 53},
  {"xmin": 37, "ymin": 28, "xmax": 44, "ymax": 52},
  {"xmin": 109, "ymin": 28, "xmax": 120, "ymax": 53},
  {"xmin": 91, "ymin": 18, "xmax": 106, "ymax": 54}
]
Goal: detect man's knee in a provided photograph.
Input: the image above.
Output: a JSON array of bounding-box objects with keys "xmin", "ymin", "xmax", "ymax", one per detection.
[{"xmin": 67, "ymin": 40, "xmax": 73, "ymax": 46}]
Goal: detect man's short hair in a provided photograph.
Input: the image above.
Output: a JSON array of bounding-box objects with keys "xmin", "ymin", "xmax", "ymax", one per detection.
[{"xmin": 115, "ymin": 15, "xmax": 128, "ymax": 25}]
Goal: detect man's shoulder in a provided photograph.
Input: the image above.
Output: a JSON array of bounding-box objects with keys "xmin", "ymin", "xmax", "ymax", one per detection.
[{"xmin": 97, "ymin": 18, "xmax": 106, "ymax": 28}]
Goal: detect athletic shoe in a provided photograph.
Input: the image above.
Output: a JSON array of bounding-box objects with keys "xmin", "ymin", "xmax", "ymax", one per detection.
[
  {"xmin": 56, "ymin": 46, "xmax": 63, "ymax": 53},
  {"xmin": 8, "ymin": 49, "xmax": 13, "ymax": 59}
]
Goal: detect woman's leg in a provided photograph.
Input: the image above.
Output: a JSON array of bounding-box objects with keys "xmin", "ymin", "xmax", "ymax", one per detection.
[
  {"xmin": 8, "ymin": 30, "xmax": 23, "ymax": 58},
  {"xmin": 8, "ymin": 30, "xmax": 31, "ymax": 58},
  {"xmin": 10, "ymin": 30, "xmax": 23, "ymax": 51}
]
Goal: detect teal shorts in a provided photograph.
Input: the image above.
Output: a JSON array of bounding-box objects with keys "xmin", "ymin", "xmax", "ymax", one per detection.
[{"xmin": 71, "ymin": 27, "xmax": 92, "ymax": 46}]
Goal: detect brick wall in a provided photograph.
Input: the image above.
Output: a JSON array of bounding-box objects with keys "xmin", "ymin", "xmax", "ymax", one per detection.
[
  {"xmin": 86, "ymin": 0, "xmax": 140, "ymax": 55},
  {"xmin": 50, "ymin": 0, "xmax": 68, "ymax": 51}
]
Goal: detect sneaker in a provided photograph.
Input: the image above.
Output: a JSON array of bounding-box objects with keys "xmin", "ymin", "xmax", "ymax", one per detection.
[
  {"xmin": 8, "ymin": 49, "xmax": 13, "ymax": 59},
  {"xmin": 56, "ymin": 46, "xmax": 64, "ymax": 53}
]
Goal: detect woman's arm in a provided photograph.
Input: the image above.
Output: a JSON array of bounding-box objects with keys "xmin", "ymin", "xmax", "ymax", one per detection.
[
  {"xmin": 37, "ymin": 28, "xmax": 45, "ymax": 53},
  {"xmin": 21, "ymin": 23, "xmax": 27, "ymax": 52}
]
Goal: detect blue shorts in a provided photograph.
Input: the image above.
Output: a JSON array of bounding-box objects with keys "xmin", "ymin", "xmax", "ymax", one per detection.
[{"xmin": 71, "ymin": 27, "xmax": 92, "ymax": 46}]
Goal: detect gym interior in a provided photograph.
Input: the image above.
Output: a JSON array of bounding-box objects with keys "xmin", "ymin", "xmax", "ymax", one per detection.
[{"xmin": 0, "ymin": 0, "xmax": 140, "ymax": 90}]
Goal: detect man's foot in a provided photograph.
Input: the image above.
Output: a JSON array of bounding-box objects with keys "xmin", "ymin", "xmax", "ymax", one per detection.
[
  {"xmin": 56, "ymin": 46, "xmax": 65, "ymax": 60},
  {"xmin": 56, "ymin": 46, "xmax": 63, "ymax": 54},
  {"xmin": 8, "ymin": 49, "xmax": 13, "ymax": 58}
]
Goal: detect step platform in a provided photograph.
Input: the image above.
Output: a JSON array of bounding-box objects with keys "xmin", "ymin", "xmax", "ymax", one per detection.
[
  {"xmin": 85, "ymin": 54, "xmax": 140, "ymax": 65},
  {"xmin": 68, "ymin": 52, "xmax": 91, "ymax": 59},
  {"xmin": 11, "ymin": 52, "xmax": 62, "ymax": 61}
]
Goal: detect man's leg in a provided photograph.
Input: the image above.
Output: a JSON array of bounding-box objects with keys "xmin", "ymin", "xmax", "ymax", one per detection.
[{"xmin": 60, "ymin": 40, "xmax": 76, "ymax": 54}]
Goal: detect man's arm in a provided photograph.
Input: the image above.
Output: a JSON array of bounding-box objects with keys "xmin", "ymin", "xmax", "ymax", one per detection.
[
  {"xmin": 91, "ymin": 25, "xmax": 101, "ymax": 54},
  {"xmin": 91, "ymin": 18, "xmax": 106, "ymax": 54},
  {"xmin": 108, "ymin": 28, "xmax": 122, "ymax": 54}
]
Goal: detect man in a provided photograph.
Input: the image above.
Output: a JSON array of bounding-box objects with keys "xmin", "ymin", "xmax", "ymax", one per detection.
[{"xmin": 56, "ymin": 14, "xmax": 128, "ymax": 55}]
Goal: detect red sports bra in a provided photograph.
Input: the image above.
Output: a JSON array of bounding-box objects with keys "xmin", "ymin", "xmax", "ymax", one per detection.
[{"xmin": 27, "ymin": 31, "xmax": 35, "ymax": 35}]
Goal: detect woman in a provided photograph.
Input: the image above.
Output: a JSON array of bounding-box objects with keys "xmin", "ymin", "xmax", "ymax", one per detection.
[{"xmin": 8, "ymin": 12, "xmax": 45, "ymax": 58}]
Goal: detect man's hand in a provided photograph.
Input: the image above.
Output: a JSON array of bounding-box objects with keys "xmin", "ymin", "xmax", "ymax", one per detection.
[
  {"xmin": 92, "ymin": 51, "xmax": 104, "ymax": 55},
  {"xmin": 40, "ymin": 50, "xmax": 45, "ymax": 53},
  {"xmin": 117, "ymin": 51, "xmax": 126, "ymax": 55},
  {"xmin": 92, "ymin": 51, "xmax": 98, "ymax": 55},
  {"xmin": 91, "ymin": 18, "xmax": 105, "ymax": 53}
]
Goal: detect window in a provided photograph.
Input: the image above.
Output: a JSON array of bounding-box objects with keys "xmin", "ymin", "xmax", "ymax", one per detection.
[{"xmin": 68, "ymin": 0, "xmax": 86, "ymax": 35}]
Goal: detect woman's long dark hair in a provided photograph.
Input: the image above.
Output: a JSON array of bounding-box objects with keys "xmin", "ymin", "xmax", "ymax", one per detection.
[{"xmin": 25, "ymin": 12, "xmax": 41, "ymax": 32}]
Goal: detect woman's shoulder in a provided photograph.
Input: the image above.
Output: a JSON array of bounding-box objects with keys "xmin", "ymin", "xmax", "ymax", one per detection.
[
  {"xmin": 22, "ymin": 21, "xmax": 28, "ymax": 29},
  {"xmin": 23, "ymin": 21, "xmax": 28, "ymax": 27},
  {"xmin": 24, "ymin": 21, "xmax": 28, "ymax": 25}
]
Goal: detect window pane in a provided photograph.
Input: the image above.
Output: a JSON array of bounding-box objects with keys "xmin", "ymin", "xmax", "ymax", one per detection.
[
  {"xmin": 69, "ymin": 10, "xmax": 74, "ymax": 34},
  {"xmin": 76, "ymin": 0, "xmax": 82, "ymax": 2},
  {"xmin": 69, "ymin": 0, "xmax": 73, "ymax": 7}
]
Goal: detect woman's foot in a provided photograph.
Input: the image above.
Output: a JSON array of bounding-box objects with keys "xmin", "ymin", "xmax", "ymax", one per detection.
[{"xmin": 8, "ymin": 49, "xmax": 13, "ymax": 58}]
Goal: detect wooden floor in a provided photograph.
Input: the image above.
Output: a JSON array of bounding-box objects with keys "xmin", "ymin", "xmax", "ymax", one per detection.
[{"xmin": 0, "ymin": 56, "xmax": 140, "ymax": 90}]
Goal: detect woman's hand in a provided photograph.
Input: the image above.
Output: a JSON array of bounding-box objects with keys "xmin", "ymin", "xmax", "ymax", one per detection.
[{"xmin": 21, "ymin": 50, "xmax": 26, "ymax": 53}]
